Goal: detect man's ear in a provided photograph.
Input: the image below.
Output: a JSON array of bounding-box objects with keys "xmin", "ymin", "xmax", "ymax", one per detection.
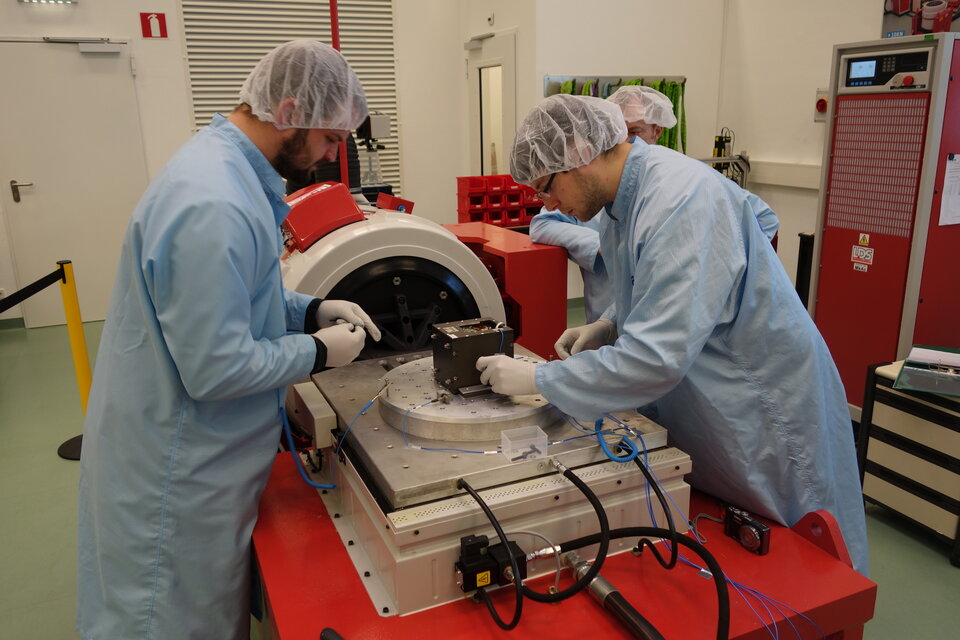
[
  {"xmin": 275, "ymin": 97, "xmax": 298, "ymax": 127},
  {"xmin": 653, "ymin": 125, "xmax": 663, "ymax": 141}
]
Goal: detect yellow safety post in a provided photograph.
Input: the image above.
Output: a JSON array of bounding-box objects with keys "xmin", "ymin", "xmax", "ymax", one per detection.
[{"xmin": 57, "ymin": 260, "xmax": 92, "ymax": 414}]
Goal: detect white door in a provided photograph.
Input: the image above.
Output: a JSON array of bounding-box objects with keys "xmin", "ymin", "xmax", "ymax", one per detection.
[
  {"xmin": 0, "ymin": 40, "xmax": 148, "ymax": 327},
  {"xmin": 467, "ymin": 31, "xmax": 517, "ymax": 176}
]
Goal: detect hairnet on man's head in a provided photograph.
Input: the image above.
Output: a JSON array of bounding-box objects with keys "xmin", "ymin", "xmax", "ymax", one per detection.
[
  {"xmin": 606, "ymin": 86, "xmax": 677, "ymax": 129},
  {"xmin": 239, "ymin": 40, "xmax": 368, "ymax": 130},
  {"xmin": 510, "ymin": 95, "xmax": 628, "ymax": 186}
]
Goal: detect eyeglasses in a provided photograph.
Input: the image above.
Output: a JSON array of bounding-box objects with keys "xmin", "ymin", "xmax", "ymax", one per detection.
[{"xmin": 535, "ymin": 173, "xmax": 557, "ymax": 201}]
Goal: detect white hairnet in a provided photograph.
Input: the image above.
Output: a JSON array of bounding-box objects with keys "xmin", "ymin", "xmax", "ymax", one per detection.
[
  {"xmin": 239, "ymin": 40, "xmax": 367, "ymax": 130},
  {"xmin": 510, "ymin": 94, "xmax": 628, "ymax": 186},
  {"xmin": 607, "ymin": 86, "xmax": 677, "ymax": 128}
]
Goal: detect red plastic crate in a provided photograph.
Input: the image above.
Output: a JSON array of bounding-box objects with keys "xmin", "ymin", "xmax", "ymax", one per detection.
[
  {"xmin": 457, "ymin": 194, "xmax": 486, "ymax": 211},
  {"xmin": 505, "ymin": 191, "xmax": 523, "ymax": 206},
  {"xmin": 485, "ymin": 176, "xmax": 505, "ymax": 192},
  {"xmin": 487, "ymin": 193, "xmax": 504, "ymax": 209},
  {"xmin": 457, "ymin": 208, "xmax": 487, "ymax": 223},
  {"xmin": 504, "ymin": 206, "xmax": 525, "ymax": 225},
  {"xmin": 487, "ymin": 208, "xmax": 505, "ymax": 224},
  {"xmin": 523, "ymin": 206, "xmax": 542, "ymax": 224},
  {"xmin": 520, "ymin": 185, "xmax": 543, "ymax": 206},
  {"xmin": 456, "ymin": 176, "xmax": 487, "ymax": 194}
]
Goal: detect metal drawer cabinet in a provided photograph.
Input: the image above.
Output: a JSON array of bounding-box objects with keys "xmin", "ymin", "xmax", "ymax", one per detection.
[{"xmin": 858, "ymin": 362, "xmax": 960, "ymax": 567}]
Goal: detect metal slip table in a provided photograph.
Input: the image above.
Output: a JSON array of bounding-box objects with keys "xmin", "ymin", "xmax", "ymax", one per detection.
[{"xmin": 253, "ymin": 456, "xmax": 877, "ymax": 640}]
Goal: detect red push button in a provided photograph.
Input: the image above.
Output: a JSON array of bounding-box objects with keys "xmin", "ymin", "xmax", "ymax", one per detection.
[
  {"xmin": 816, "ymin": 98, "xmax": 828, "ymax": 113},
  {"xmin": 903, "ymin": 75, "xmax": 914, "ymax": 87}
]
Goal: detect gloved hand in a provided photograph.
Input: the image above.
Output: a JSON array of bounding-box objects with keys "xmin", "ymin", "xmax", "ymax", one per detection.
[
  {"xmin": 313, "ymin": 323, "xmax": 367, "ymax": 367},
  {"xmin": 316, "ymin": 300, "xmax": 382, "ymax": 341},
  {"xmin": 555, "ymin": 318, "xmax": 616, "ymax": 359},
  {"xmin": 476, "ymin": 355, "xmax": 539, "ymax": 396}
]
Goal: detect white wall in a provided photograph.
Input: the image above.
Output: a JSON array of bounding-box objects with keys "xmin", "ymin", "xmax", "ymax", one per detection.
[
  {"xmin": 718, "ymin": 0, "xmax": 882, "ymax": 283},
  {"xmin": 393, "ymin": 0, "xmax": 536, "ymax": 227},
  {"xmin": 0, "ymin": 0, "xmax": 889, "ymax": 321},
  {"xmin": 392, "ymin": 0, "xmax": 470, "ymax": 226},
  {"xmin": 0, "ymin": 0, "xmax": 192, "ymax": 320},
  {"xmin": 532, "ymin": 0, "xmax": 726, "ymax": 160}
]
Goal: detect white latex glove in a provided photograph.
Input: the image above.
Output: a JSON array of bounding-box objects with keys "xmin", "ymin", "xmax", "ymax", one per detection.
[
  {"xmin": 316, "ymin": 300, "xmax": 382, "ymax": 341},
  {"xmin": 555, "ymin": 318, "xmax": 616, "ymax": 359},
  {"xmin": 476, "ymin": 355, "xmax": 539, "ymax": 396},
  {"xmin": 313, "ymin": 323, "xmax": 367, "ymax": 367}
]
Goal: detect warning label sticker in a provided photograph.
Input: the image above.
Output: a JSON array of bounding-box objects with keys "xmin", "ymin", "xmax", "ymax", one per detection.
[
  {"xmin": 851, "ymin": 245, "xmax": 874, "ymax": 265},
  {"xmin": 477, "ymin": 570, "xmax": 491, "ymax": 587},
  {"xmin": 858, "ymin": 233, "xmax": 870, "ymax": 245}
]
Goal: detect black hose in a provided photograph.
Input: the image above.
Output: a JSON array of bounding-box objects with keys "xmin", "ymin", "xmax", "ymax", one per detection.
[
  {"xmin": 632, "ymin": 456, "xmax": 679, "ymax": 569},
  {"xmin": 604, "ymin": 591, "xmax": 667, "ymax": 640},
  {"xmin": 520, "ymin": 464, "xmax": 611, "ymax": 603},
  {"xmin": 457, "ymin": 478, "xmax": 523, "ymax": 631},
  {"xmin": 561, "ymin": 527, "xmax": 730, "ymax": 640}
]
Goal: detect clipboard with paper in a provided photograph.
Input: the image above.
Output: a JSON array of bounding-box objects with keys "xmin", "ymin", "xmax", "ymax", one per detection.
[{"xmin": 893, "ymin": 345, "xmax": 960, "ymax": 398}]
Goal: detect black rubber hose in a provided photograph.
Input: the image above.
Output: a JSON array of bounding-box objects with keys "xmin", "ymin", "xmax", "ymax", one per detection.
[
  {"xmin": 561, "ymin": 527, "xmax": 730, "ymax": 640},
  {"xmin": 521, "ymin": 464, "xmax": 611, "ymax": 603},
  {"xmin": 632, "ymin": 456, "xmax": 679, "ymax": 569},
  {"xmin": 457, "ymin": 478, "xmax": 523, "ymax": 631},
  {"xmin": 604, "ymin": 591, "xmax": 667, "ymax": 640}
]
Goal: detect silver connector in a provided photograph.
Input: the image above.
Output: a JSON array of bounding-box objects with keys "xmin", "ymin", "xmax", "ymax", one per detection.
[
  {"xmin": 561, "ymin": 550, "xmax": 616, "ymax": 602},
  {"xmin": 550, "ymin": 457, "xmax": 568, "ymax": 473},
  {"xmin": 526, "ymin": 545, "xmax": 563, "ymax": 561}
]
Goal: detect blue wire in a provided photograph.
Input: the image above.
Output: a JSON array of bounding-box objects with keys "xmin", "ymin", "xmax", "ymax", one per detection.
[
  {"xmin": 605, "ymin": 412, "xmax": 819, "ymax": 639},
  {"xmin": 280, "ymin": 404, "xmax": 336, "ymax": 490},
  {"xmin": 731, "ymin": 581, "xmax": 780, "ymax": 640},
  {"xmin": 593, "ymin": 418, "xmax": 639, "ymax": 462},
  {"xmin": 497, "ymin": 327, "xmax": 505, "ymax": 353},
  {"xmin": 334, "ymin": 397, "xmax": 376, "ymax": 454}
]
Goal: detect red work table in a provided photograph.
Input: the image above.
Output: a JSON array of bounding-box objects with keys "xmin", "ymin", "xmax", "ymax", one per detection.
[{"xmin": 254, "ymin": 454, "xmax": 876, "ymax": 640}]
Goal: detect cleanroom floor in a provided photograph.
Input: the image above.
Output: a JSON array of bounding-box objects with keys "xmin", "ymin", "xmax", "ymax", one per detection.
[{"xmin": 0, "ymin": 303, "xmax": 957, "ymax": 638}]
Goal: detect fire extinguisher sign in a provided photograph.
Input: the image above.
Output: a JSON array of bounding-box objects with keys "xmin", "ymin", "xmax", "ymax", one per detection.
[{"xmin": 140, "ymin": 13, "xmax": 168, "ymax": 39}]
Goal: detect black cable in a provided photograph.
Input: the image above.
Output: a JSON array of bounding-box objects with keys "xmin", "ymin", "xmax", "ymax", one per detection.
[
  {"xmin": 604, "ymin": 591, "xmax": 667, "ymax": 640},
  {"xmin": 561, "ymin": 527, "xmax": 730, "ymax": 640},
  {"xmin": 457, "ymin": 478, "xmax": 523, "ymax": 631},
  {"xmin": 632, "ymin": 456, "xmax": 679, "ymax": 569},
  {"xmin": 521, "ymin": 463, "xmax": 610, "ymax": 603}
]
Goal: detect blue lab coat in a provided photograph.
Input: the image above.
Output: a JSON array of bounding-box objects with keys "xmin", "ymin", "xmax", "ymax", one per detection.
[
  {"xmin": 535, "ymin": 142, "xmax": 869, "ymax": 575},
  {"xmin": 77, "ymin": 114, "xmax": 318, "ymax": 639},
  {"xmin": 528, "ymin": 152, "xmax": 779, "ymax": 324},
  {"xmin": 529, "ymin": 211, "xmax": 614, "ymax": 323}
]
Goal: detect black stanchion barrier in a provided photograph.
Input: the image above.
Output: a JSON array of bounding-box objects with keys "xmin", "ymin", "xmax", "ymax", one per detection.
[{"xmin": 1, "ymin": 262, "xmax": 88, "ymax": 460}]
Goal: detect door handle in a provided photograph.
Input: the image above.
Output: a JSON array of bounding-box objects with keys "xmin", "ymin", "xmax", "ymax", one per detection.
[{"xmin": 10, "ymin": 180, "xmax": 33, "ymax": 203}]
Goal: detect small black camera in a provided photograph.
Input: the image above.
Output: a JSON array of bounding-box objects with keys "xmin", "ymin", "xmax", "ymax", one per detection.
[{"xmin": 723, "ymin": 505, "xmax": 771, "ymax": 555}]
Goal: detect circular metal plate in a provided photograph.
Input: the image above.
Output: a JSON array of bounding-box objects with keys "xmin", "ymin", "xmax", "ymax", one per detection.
[{"xmin": 378, "ymin": 356, "xmax": 561, "ymax": 442}]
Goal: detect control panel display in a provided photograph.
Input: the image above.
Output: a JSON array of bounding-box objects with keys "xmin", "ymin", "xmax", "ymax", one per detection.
[
  {"xmin": 850, "ymin": 60, "xmax": 876, "ymax": 79},
  {"xmin": 843, "ymin": 50, "xmax": 929, "ymax": 89}
]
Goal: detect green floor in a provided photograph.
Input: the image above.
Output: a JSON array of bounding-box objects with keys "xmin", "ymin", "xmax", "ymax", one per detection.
[{"xmin": 1, "ymin": 310, "xmax": 958, "ymax": 638}]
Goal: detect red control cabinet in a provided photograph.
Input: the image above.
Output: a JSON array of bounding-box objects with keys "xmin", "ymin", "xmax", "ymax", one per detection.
[{"xmin": 812, "ymin": 34, "xmax": 960, "ymax": 409}]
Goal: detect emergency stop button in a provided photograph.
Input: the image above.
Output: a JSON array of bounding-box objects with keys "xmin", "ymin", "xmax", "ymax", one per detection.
[
  {"xmin": 903, "ymin": 75, "xmax": 915, "ymax": 87},
  {"xmin": 816, "ymin": 98, "xmax": 828, "ymax": 113}
]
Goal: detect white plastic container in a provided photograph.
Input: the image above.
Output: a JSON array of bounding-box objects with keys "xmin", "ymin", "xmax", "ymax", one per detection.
[{"xmin": 501, "ymin": 425, "xmax": 548, "ymax": 463}]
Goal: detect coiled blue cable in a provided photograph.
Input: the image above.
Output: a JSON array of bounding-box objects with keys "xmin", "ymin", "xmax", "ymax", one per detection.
[
  {"xmin": 280, "ymin": 404, "xmax": 336, "ymax": 490},
  {"xmin": 593, "ymin": 418, "xmax": 639, "ymax": 462}
]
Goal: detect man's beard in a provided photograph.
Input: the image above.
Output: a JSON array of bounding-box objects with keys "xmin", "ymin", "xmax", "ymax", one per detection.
[
  {"xmin": 572, "ymin": 171, "xmax": 608, "ymax": 222},
  {"xmin": 272, "ymin": 129, "xmax": 312, "ymax": 183}
]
